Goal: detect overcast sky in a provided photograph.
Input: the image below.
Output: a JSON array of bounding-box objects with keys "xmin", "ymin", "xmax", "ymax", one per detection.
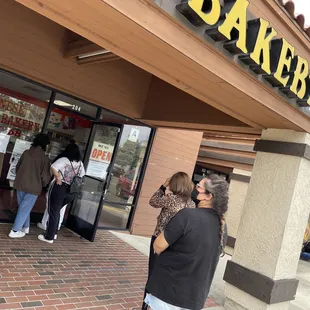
[{"xmin": 291, "ymin": 0, "xmax": 310, "ymax": 26}]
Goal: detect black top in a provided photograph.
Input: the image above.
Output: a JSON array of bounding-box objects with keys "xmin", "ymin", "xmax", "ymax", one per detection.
[{"xmin": 147, "ymin": 208, "xmax": 222, "ymax": 310}]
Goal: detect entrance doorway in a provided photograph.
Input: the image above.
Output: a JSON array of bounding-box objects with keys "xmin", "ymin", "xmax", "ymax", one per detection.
[
  {"xmin": 66, "ymin": 123, "xmax": 122, "ymax": 241},
  {"xmin": 0, "ymin": 69, "xmax": 154, "ymax": 240},
  {"xmin": 67, "ymin": 121, "xmax": 153, "ymax": 241}
]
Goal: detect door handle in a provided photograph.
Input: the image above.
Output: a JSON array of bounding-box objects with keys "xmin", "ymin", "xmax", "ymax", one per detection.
[{"xmin": 103, "ymin": 172, "xmax": 113, "ymax": 198}]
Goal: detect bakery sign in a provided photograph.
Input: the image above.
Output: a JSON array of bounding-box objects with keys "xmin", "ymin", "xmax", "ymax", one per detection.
[{"xmin": 175, "ymin": 0, "xmax": 310, "ymax": 106}]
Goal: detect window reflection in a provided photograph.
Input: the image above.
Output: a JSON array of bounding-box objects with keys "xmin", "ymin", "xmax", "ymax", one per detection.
[
  {"xmin": 105, "ymin": 125, "xmax": 151, "ymax": 205},
  {"xmin": 99, "ymin": 203, "xmax": 131, "ymax": 229},
  {"xmin": 70, "ymin": 177, "xmax": 103, "ymax": 225}
]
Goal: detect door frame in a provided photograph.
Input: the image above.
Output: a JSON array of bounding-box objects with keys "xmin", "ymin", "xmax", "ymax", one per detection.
[{"xmin": 66, "ymin": 122, "xmax": 123, "ymax": 241}]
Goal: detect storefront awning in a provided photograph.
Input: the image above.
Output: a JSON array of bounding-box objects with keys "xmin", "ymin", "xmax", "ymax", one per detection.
[{"xmin": 15, "ymin": 0, "xmax": 310, "ymax": 132}]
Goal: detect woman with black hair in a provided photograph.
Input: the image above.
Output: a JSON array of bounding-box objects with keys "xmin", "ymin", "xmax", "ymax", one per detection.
[
  {"xmin": 37, "ymin": 139, "xmax": 77, "ymax": 231},
  {"xmin": 9, "ymin": 134, "xmax": 51, "ymax": 238},
  {"xmin": 38, "ymin": 143, "xmax": 85, "ymax": 243}
]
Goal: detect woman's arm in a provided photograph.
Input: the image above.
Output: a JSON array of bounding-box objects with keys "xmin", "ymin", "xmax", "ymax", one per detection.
[
  {"xmin": 149, "ymin": 178, "xmax": 171, "ymax": 208},
  {"xmin": 41, "ymin": 158, "xmax": 52, "ymax": 187},
  {"xmin": 51, "ymin": 167, "xmax": 62, "ymax": 185},
  {"xmin": 50, "ymin": 158, "xmax": 67, "ymax": 185}
]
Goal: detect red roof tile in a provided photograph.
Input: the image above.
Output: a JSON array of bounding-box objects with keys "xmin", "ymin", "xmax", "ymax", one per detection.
[{"xmin": 278, "ymin": 0, "xmax": 310, "ymax": 38}]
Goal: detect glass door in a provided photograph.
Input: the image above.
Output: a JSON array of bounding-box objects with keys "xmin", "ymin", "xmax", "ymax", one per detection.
[{"xmin": 66, "ymin": 123, "xmax": 121, "ymax": 241}]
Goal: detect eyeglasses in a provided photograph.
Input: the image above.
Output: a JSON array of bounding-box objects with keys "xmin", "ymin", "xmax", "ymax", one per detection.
[
  {"xmin": 196, "ymin": 183, "xmax": 205, "ymax": 190},
  {"xmin": 196, "ymin": 183, "xmax": 213, "ymax": 196}
]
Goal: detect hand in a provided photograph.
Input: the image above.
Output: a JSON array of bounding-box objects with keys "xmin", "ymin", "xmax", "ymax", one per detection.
[
  {"xmin": 163, "ymin": 177, "xmax": 170, "ymax": 187},
  {"xmin": 56, "ymin": 177, "xmax": 62, "ymax": 185}
]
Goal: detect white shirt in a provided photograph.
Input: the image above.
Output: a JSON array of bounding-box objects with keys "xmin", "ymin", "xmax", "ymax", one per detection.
[{"xmin": 51, "ymin": 157, "xmax": 85, "ymax": 184}]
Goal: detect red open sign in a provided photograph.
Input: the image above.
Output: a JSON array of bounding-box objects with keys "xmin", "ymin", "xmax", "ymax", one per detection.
[{"xmin": 91, "ymin": 148, "xmax": 112, "ymax": 162}]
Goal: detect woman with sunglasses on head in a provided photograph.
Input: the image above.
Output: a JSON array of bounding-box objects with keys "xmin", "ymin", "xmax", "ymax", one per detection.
[
  {"xmin": 141, "ymin": 172, "xmax": 195, "ymax": 310},
  {"xmin": 144, "ymin": 175, "xmax": 228, "ymax": 310}
]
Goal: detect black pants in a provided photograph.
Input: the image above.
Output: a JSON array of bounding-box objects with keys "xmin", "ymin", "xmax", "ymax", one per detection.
[
  {"xmin": 142, "ymin": 235, "xmax": 157, "ymax": 310},
  {"xmin": 45, "ymin": 183, "xmax": 74, "ymax": 240}
]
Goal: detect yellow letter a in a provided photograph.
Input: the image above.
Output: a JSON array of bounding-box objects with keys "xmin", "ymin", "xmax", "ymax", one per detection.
[{"xmin": 218, "ymin": 0, "xmax": 249, "ymax": 54}]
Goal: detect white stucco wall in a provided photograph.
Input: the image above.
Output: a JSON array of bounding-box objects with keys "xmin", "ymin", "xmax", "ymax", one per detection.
[
  {"xmin": 226, "ymin": 169, "xmax": 252, "ymax": 239},
  {"xmin": 225, "ymin": 129, "xmax": 310, "ymax": 310}
]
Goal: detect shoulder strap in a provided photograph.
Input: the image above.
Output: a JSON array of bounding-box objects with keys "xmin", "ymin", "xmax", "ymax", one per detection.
[
  {"xmin": 69, "ymin": 160, "xmax": 77, "ymax": 177},
  {"xmin": 70, "ymin": 160, "xmax": 82, "ymax": 177},
  {"xmin": 77, "ymin": 162, "xmax": 81, "ymax": 176}
]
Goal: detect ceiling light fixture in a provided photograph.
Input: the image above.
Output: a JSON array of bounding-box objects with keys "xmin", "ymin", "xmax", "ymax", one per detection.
[{"xmin": 78, "ymin": 49, "xmax": 111, "ymax": 60}]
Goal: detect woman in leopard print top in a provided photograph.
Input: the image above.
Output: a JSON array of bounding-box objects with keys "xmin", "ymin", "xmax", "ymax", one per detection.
[
  {"xmin": 150, "ymin": 183, "xmax": 195, "ymax": 236},
  {"xmin": 142, "ymin": 172, "xmax": 194, "ymax": 309}
]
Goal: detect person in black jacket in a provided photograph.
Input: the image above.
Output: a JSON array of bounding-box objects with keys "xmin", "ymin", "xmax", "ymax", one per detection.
[{"xmin": 145, "ymin": 175, "xmax": 229, "ymax": 310}]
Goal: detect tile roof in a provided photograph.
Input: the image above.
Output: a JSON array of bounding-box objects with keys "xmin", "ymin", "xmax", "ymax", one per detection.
[{"xmin": 279, "ymin": 0, "xmax": 310, "ymax": 38}]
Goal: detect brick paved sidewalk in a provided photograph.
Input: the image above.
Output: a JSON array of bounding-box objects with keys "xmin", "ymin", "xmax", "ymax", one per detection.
[{"xmin": 0, "ymin": 224, "xmax": 219, "ymax": 309}]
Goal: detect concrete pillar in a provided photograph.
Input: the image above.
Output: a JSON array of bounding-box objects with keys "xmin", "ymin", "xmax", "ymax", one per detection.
[
  {"xmin": 225, "ymin": 169, "xmax": 252, "ymax": 255},
  {"xmin": 224, "ymin": 129, "xmax": 310, "ymax": 310}
]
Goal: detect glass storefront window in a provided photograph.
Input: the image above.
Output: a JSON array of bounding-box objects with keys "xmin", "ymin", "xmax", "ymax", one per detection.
[
  {"xmin": 70, "ymin": 177, "xmax": 104, "ymax": 225},
  {"xmin": 46, "ymin": 107, "xmax": 92, "ymax": 161},
  {"xmin": 99, "ymin": 203, "xmax": 131, "ymax": 229},
  {"xmin": 104, "ymin": 125, "xmax": 151, "ymax": 205},
  {"xmin": 0, "ymin": 73, "xmax": 50, "ymax": 186},
  {"xmin": 0, "ymin": 93, "xmax": 47, "ymax": 142},
  {"xmin": 0, "ymin": 71, "xmax": 51, "ymax": 222}
]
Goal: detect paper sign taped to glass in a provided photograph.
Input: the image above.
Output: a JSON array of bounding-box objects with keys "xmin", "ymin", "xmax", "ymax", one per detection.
[
  {"xmin": 86, "ymin": 142, "xmax": 114, "ymax": 180},
  {"xmin": 7, "ymin": 139, "xmax": 31, "ymax": 180},
  {"xmin": 0, "ymin": 133, "xmax": 10, "ymax": 153}
]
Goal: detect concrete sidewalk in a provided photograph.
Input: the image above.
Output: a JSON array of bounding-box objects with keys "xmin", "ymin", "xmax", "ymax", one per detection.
[{"xmin": 111, "ymin": 232, "xmax": 310, "ymax": 310}]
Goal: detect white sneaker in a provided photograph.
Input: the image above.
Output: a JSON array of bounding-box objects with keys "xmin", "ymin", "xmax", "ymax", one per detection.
[
  {"xmin": 9, "ymin": 230, "xmax": 26, "ymax": 238},
  {"xmin": 38, "ymin": 234, "xmax": 53, "ymax": 244},
  {"xmin": 22, "ymin": 227, "xmax": 29, "ymax": 234},
  {"xmin": 37, "ymin": 223, "xmax": 46, "ymax": 230}
]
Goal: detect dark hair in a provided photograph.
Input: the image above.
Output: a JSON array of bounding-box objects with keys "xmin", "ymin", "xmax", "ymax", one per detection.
[
  {"xmin": 203, "ymin": 174, "xmax": 229, "ymax": 255},
  {"xmin": 52, "ymin": 142, "xmax": 77, "ymax": 164},
  {"xmin": 169, "ymin": 172, "xmax": 194, "ymax": 202},
  {"xmin": 68, "ymin": 138, "xmax": 76, "ymax": 145},
  {"xmin": 32, "ymin": 134, "xmax": 50, "ymax": 152},
  {"xmin": 63, "ymin": 143, "xmax": 81, "ymax": 162}
]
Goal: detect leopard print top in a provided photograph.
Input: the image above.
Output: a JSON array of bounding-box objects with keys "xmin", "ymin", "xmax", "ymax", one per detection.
[{"xmin": 150, "ymin": 186, "xmax": 195, "ymax": 236}]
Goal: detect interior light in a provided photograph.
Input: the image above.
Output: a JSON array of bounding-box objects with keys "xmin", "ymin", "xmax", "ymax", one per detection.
[{"xmin": 54, "ymin": 100, "xmax": 73, "ymax": 107}]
